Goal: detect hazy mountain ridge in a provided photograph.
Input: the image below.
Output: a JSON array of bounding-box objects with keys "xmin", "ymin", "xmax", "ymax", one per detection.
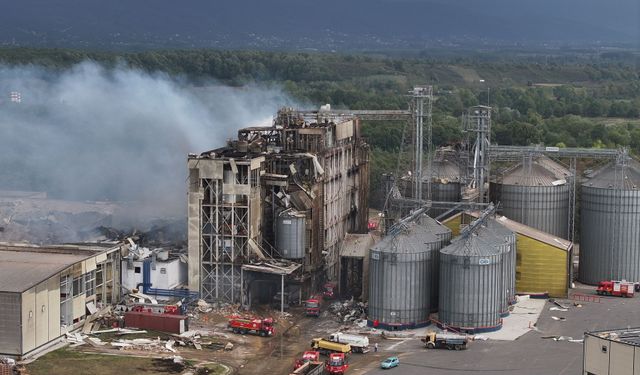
[{"xmin": 1, "ymin": 0, "xmax": 638, "ymax": 50}]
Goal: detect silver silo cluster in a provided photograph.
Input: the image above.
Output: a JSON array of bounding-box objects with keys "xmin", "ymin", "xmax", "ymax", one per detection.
[
  {"xmin": 477, "ymin": 219, "xmax": 516, "ymax": 315},
  {"xmin": 579, "ymin": 161, "xmax": 640, "ymax": 284},
  {"xmin": 368, "ymin": 222, "xmax": 439, "ymax": 329},
  {"xmin": 491, "ymin": 156, "xmax": 570, "ymax": 239},
  {"xmin": 275, "ymin": 209, "xmax": 306, "ymax": 259},
  {"xmin": 420, "ymin": 215, "xmax": 453, "ymax": 311},
  {"xmin": 439, "ymin": 233, "xmax": 504, "ymax": 332}
]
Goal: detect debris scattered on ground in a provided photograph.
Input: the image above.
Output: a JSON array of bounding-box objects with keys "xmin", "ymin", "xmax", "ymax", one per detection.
[
  {"xmin": 551, "ymin": 316, "xmax": 566, "ymax": 321},
  {"xmin": 541, "ymin": 335, "xmax": 583, "ymax": 343},
  {"xmin": 110, "ymin": 337, "xmax": 179, "ymax": 352},
  {"xmin": 549, "ymin": 307, "xmax": 568, "ymax": 312},
  {"xmin": 550, "ymin": 299, "xmax": 570, "ymax": 310},
  {"xmin": 224, "ymin": 342, "xmax": 234, "ymax": 351},
  {"xmin": 197, "ymin": 300, "xmax": 213, "ymax": 313}
]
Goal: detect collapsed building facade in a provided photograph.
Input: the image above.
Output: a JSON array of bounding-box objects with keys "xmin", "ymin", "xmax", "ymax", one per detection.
[{"xmin": 187, "ymin": 108, "xmax": 370, "ymax": 305}]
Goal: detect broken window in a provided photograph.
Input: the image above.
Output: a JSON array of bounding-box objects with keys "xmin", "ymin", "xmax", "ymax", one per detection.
[
  {"xmin": 85, "ymin": 270, "xmax": 96, "ymax": 297},
  {"xmin": 72, "ymin": 275, "xmax": 84, "ymax": 297}
]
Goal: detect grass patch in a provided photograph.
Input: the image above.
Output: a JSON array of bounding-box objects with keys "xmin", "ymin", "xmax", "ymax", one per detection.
[{"xmin": 27, "ymin": 348, "xmax": 184, "ymax": 375}]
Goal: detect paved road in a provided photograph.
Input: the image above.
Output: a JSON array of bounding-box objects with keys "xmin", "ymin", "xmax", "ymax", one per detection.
[{"xmin": 364, "ymin": 287, "xmax": 640, "ymax": 375}]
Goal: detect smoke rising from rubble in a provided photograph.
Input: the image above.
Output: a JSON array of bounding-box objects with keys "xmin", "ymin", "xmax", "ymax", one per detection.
[{"xmin": 0, "ymin": 62, "xmax": 296, "ymax": 237}]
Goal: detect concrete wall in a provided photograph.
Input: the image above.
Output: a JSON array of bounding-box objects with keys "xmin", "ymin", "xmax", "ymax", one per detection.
[
  {"xmin": 584, "ymin": 334, "xmax": 640, "ymax": 375},
  {"xmin": 0, "ymin": 292, "xmax": 21, "ymax": 356}
]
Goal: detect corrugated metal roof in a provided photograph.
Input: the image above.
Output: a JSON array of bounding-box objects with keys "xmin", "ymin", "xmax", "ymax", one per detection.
[
  {"xmin": 588, "ymin": 328, "xmax": 640, "ymax": 347},
  {"xmin": 501, "ymin": 156, "xmax": 570, "ymax": 186},
  {"xmin": 419, "ymin": 215, "xmax": 452, "ymax": 237},
  {"xmin": 0, "ymin": 243, "xmax": 115, "ymax": 293},
  {"xmin": 467, "ymin": 212, "xmax": 572, "ymax": 251},
  {"xmin": 441, "ymin": 233, "xmax": 501, "ymax": 256},
  {"xmin": 372, "ymin": 222, "xmax": 439, "ymax": 254},
  {"xmin": 424, "ymin": 159, "xmax": 461, "ymax": 182},
  {"xmin": 583, "ymin": 160, "xmax": 640, "ymax": 190}
]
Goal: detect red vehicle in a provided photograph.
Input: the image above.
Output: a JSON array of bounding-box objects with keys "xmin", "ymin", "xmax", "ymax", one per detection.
[
  {"xmin": 305, "ymin": 297, "xmax": 320, "ymax": 317},
  {"xmin": 597, "ymin": 280, "xmax": 635, "ymax": 297},
  {"xmin": 294, "ymin": 351, "xmax": 320, "ymax": 370},
  {"xmin": 323, "ymin": 283, "xmax": 336, "ymax": 300},
  {"xmin": 325, "ymin": 353, "xmax": 349, "ymax": 375},
  {"xmin": 228, "ymin": 316, "xmax": 275, "ymax": 336}
]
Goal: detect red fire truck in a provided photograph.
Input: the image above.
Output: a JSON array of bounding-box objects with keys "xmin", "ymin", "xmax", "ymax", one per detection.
[
  {"xmin": 228, "ymin": 316, "xmax": 275, "ymax": 336},
  {"xmin": 294, "ymin": 351, "xmax": 320, "ymax": 370},
  {"xmin": 596, "ymin": 280, "xmax": 635, "ymax": 297},
  {"xmin": 325, "ymin": 353, "xmax": 349, "ymax": 375},
  {"xmin": 305, "ymin": 297, "xmax": 320, "ymax": 317}
]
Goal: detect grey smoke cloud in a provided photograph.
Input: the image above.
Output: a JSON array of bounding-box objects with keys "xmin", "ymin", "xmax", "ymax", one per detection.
[{"xmin": 0, "ymin": 62, "xmax": 296, "ymax": 218}]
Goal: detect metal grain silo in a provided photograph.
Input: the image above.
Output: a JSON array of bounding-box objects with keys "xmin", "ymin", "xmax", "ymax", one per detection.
[
  {"xmin": 419, "ymin": 215, "xmax": 453, "ymax": 311},
  {"xmin": 424, "ymin": 159, "xmax": 462, "ymax": 216},
  {"xmin": 368, "ymin": 222, "xmax": 437, "ymax": 329},
  {"xmin": 439, "ymin": 233, "xmax": 504, "ymax": 332},
  {"xmin": 477, "ymin": 220, "xmax": 516, "ymax": 315},
  {"xmin": 491, "ymin": 156, "xmax": 570, "ymax": 239},
  {"xmin": 275, "ymin": 210, "xmax": 306, "ymax": 259},
  {"xmin": 579, "ymin": 161, "xmax": 640, "ymax": 284}
]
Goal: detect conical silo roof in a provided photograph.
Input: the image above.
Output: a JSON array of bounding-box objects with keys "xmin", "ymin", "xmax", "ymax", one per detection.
[
  {"xmin": 441, "ymin": 233, "xmax": 502, "ymax": 257},
  {"xmin": 424, "ymin": 159, "xmax": 461, "ymax": 182},
  {"xmin": 502, "ymin": 156, "xmax": 570, "ymax": 187},
  {"xmin": 583, "ymin": 160, "xmax": 640, "ymax": 190},
  {"xmin": 419, "ymin": 215, "xmax": 451, "ymax": 238},
  {"xmin": 373, "ymin": 222, "xmax": 440, "ymax": 254}
]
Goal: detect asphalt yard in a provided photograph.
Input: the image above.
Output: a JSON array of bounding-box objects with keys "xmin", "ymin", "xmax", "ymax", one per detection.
[{"xmin": 360, "ymin": 285, "xmax": 640, "ymax": 375}]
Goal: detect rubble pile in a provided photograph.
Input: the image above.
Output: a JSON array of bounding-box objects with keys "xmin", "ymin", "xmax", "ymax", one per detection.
[
  {"xmin": 0, "ymin": 358, "xmax": 16, "ymax": 375},
  {"xmin": 188, "ymin": 299, "xmax": 242, "ymax": 322},
  {"xmin": 64, "ymin": 328, "xmax": 234, "ymax": 354},
  {"xmin": 328, "ymin": 299, "xmax": 367, "ymax": 325}
]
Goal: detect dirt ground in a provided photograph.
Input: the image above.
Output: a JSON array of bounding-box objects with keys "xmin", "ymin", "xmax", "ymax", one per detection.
[{"xmin": 22, "ymin": 298, "xmax": 382, "ymax": 375}]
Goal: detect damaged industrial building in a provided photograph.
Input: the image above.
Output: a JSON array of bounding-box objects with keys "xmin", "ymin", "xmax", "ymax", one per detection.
[
  {"xmin": 0, "ymin": 243, "xmax": 120, "ymax": 358},
  {"xmin": 187, "ymin": 108, "xmax": 370, "ymax": 308}
]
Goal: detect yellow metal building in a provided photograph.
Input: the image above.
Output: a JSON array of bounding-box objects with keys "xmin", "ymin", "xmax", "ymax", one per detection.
[{"xmin": 443, "ymin": 212, "xmax": 572, "ymax": 298}]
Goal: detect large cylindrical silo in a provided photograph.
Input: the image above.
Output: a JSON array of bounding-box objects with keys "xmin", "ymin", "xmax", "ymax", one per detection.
[
  {"xmin": 424, "ymin": 159, "xmax": 462, "ymax": 216},
  {"xmin": 477, "ymin": 219, "xmax": 516, "ymax": 315},
  {"xmin": 579, "ymin": 162, "xmax": 640, "ymax": 284},
  {"xmin": 439, "ymin": 233, "xmax": 504, "ymax": 332},
  {"xmin": 275, "ymin": 210, "xmax": 306, "ymax": 259},
  {"xmin": 419, "ymin": 215, "xmax": 453, "ymax": 311},
  {"xmin": 491, "ymin": 156, "xmax": 570, "ymax": 238},
  {"xmin": 368, "ymin": 222, "xmax": 437, "ymax": 329}
]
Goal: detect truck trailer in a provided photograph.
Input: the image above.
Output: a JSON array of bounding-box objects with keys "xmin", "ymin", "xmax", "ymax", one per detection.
[
  {"xmin": 311, "ymin": 338, "xmax": 351, "ymax": 355},
  {"xmin": 421, "ymin": 331, "xmax": 469, "ymax": 350},
  {"xmin": 328, "ymin": 332, "xmax": 369, "ymax": 353}
]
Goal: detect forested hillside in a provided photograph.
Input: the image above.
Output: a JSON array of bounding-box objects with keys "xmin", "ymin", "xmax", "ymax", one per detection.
[{"xmin": 2, "ymin": 48, "xmax": 639, "ymax": 207}]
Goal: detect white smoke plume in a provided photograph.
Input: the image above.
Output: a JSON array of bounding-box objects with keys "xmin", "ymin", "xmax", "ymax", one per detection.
[{"xmin": 0, "ymin": 62, "xmax": 297, "ymax": 238}]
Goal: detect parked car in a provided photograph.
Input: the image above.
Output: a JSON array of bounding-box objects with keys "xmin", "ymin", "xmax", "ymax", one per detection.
[{"xmin": 380, "ymin": 356, "xmax": 399, "ymax": 369}]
